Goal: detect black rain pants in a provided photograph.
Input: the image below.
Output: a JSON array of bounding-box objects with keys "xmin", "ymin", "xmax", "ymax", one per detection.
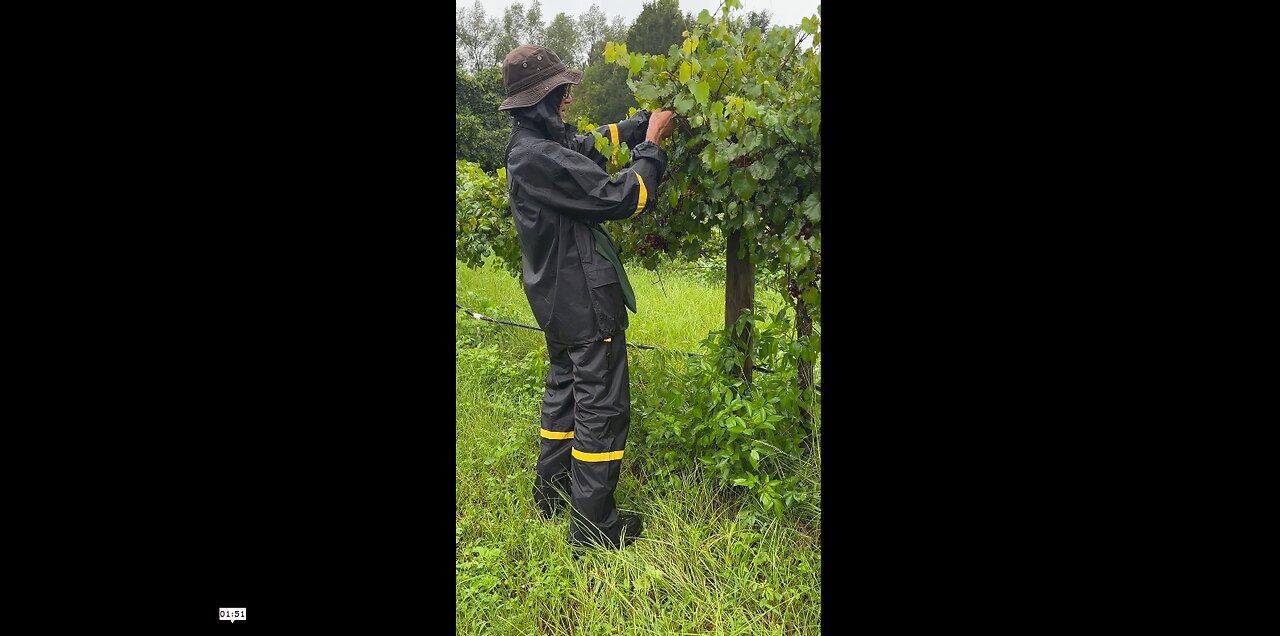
[{"xmin": 533, "ymin": 332, "xmax": 631, "ymax": 545}]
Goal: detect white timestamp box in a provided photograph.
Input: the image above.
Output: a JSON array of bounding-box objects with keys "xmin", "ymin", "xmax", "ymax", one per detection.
[{"xmin": 218, "ymin": 608, "xmax": 247, "ymax": 622}]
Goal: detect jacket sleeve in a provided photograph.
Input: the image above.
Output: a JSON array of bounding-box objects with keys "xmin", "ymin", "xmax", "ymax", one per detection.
[
  {"xmin": 511, "ymin": 138, "xmax": 667, "ymax": 224},
  {"xmin": 568, "ymin": 110, "xmax": 652, "ymax": 169}
]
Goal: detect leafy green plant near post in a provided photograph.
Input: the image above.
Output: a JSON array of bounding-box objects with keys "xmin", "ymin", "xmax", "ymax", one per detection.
[
  {"xmin": 600, "ymin": 0, "xmax": 821, "ymax": 420},
  {"xmin": 629, "ymin": 307, "xmax": 817, "ymax": 519}
]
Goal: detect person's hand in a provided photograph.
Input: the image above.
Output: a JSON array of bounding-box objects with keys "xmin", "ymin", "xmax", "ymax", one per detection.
[{"xmin": 646, "ymin": 109, "xmax": 676, "ymax": 144}]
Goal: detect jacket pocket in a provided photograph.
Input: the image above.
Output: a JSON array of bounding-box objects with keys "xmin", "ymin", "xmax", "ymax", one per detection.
[
  {"xmin": 588, "ymin": 278, "xmax": 624, "ymax": 336},
  {"xmin": 588, "ymin": 262, "xmax": 619, "ymax": 288}
]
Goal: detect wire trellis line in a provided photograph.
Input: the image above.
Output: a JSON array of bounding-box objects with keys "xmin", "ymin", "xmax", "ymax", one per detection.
[{"xmin": 456, "ymin": 302, "xmax": 820, "ymax": 394}]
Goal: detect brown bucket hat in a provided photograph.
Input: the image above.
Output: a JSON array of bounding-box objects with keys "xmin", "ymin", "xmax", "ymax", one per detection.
[{"xmin": 498, "ymin": 44, "xmax": 583, "ymax": 111}]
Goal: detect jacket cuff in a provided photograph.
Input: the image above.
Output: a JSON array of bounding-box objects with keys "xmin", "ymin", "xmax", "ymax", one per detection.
[
  {"xmin": 631, "ymin": 109, "xmax": 652, "ymax": 135},
  {"xmin": 631, "ymin": 140, "xmax": 667, "ymax": 175}
]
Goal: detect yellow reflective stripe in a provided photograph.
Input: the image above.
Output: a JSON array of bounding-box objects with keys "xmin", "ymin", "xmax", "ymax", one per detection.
[
  {"xmin": 609, "ymin": 124, "xmax": 619, "ymax": 168},
  {"xmin": 603, "ymin": 338, "xmax": 612, "ymax": 342},
  {"xmin": 540, "ymin": 429, "xmax": 574, "ymax": 440},
  {"xmin": 629, "ymin": 172, "xmax": 647, "ymax": 219},
  {"xmin": 572, "ymin": 448, "xmax": 624, "ymax": 462}
]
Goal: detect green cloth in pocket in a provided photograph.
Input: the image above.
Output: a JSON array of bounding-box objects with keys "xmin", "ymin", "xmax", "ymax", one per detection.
[{"xmin": 591, "ymin": 226, "xmax": 636, "ymax": 314}]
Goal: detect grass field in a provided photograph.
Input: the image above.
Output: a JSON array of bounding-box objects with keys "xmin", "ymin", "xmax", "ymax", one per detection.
[{"xmin": 457, "ymin": 259, "xmax": 821, "ymax": 635}]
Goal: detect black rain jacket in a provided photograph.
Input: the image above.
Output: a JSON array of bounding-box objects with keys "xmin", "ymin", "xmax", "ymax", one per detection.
[{"xmin": 505, "ymin": 98, "xmax": 667, "ymax": 345}]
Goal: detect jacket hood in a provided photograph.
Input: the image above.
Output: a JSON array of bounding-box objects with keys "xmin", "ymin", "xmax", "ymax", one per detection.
[{"xmin": 509, "ymin": 89, "xmax": 574, "ymax": 148}]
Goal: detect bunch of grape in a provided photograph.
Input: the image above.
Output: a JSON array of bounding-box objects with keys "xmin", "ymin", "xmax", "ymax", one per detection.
[{"xmin": 636, "ymin": 233, "xmax": 667, "ymax": 256}]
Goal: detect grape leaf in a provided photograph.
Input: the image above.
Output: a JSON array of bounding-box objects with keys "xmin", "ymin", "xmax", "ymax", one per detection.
[
  {"xmin": 691, "ymin": 80, "xmax": 710, "ymax": 105},
  {"xmin": 636, "ymin": 83, "xmax": 661, "ymax": 102},
  {"xmin": 699, "ymin": 144, "xmax": 717, "ymax": 170},
  {"xmin": 748, "ymin": 159, "xmax": 776, "ymax": 181},
  {"xmin": 673, "ymin": 93, "xmax": 694, "ymax": 115},
  {"xmin": 801, "ymin": 194, "xmax": 820, "ymax": 223},
  {"xmin": 732, "ymin": 171, "xmax": 756, "ymax": 201},
  {"xmin": 712, "ymin": 151, "xmax": 729, "ymax": 175}
]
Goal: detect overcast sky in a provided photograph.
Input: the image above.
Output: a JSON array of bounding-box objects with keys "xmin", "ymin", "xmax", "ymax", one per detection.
[{"xmin": 455, "ymin": 0, "xmax": 820, "ymax": 30}]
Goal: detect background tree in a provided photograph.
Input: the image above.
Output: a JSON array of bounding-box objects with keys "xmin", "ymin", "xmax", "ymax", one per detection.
[
  {"xmin": 739, "ymin": 10, "xmax": 770, "ymax": 31},
  {"xmin": 627, "ymin": 0, "xmax": 688, "ymax": 56},
  {"xmin": 524, "ymin": 0, "xmax": 546, "ymax": 44},
  {"xmin": 491, "ymin": 3, "xmax": 527, "ymax": 65},
  {"xmin": 575, "ymin": 4, "xmax": 608, "ymax": 68},
  {"xmin": 543, "ymin": 12, "xmax": 582, "ymax": 68},
  {"xmin": 568, "ymin": 61, "xmax": 630, "ymax": 124},
  {"xmin": 492, "ymin": 1, "xmax": 548, "ymax": 66},
  {"xmin": 456, "ymin": 65, "xmax": 508, "ymax": 171},
  {"xmin": 565, "ymin": 15, "xmax": 632, "ymax": 124},
  {"xmin": 456, "ymin": 0, "xmax": 498, "ymax": 74}
]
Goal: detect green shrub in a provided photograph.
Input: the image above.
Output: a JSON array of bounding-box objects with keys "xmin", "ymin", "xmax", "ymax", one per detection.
[
  {"xmin": 455, "ymin": 161, "xmax": 521, "ymax": 278},
  {"xmin": 631, "ymin": 308, "xmax": 818, "ymax": 519}
]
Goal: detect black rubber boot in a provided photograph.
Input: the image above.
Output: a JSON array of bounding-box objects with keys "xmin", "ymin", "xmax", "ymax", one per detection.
[
  {"xmin": 569, "ymin": 514, "xmax": 643, "ymax": 549},
  {"xmin": 616, "ymin": 515, "xmax": 643, "ymax": 547},
  {"xmin": 537, "ymin": 495, "xmax": 568, "ymax": 519},
  {"xmin": 534, "ymin": 471, "xmax": 571, "ymax": 518}
]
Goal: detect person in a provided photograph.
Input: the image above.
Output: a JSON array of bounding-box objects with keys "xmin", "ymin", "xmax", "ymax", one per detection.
[{"xmin": 498, "ymin": 44, "xmax": 675, "ymax": 549}]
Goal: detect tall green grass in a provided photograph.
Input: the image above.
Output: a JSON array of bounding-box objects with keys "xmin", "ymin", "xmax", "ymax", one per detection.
[{"xmin": 457, "ymin": 260, "xmax": 820, "ymax": 635}]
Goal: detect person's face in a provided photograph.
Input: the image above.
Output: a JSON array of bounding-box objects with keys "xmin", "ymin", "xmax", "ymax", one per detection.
[{"xmin": 560, "ymin": 85, "xmax": 573, "ymax": 123}]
